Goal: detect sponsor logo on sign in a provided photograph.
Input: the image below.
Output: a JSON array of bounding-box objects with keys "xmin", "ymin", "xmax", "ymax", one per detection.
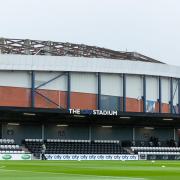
[
  {"xmin": 21, "ymin": 154, "xmax": 31, "ymax": 160},
  {"xmin": 2, "ymin": 154, "xmax": 12, "ymax": 160},
  {"xmin": 45, "ymin": 154, "xmax": 139, "ymax": 161},
  {"xmin": 0, "ymin": 154, "xmax": 32, "ymax": 160}
]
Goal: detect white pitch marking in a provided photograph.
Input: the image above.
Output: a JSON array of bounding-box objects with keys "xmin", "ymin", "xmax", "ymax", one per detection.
[{"xmin": 0, "ymin": 168, "xmax": 145, "ymax": 180}]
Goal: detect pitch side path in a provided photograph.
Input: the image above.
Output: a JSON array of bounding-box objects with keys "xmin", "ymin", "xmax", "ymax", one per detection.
[{"xmin": 0, "ymin": 160, "xmax": 180, "ymax": 180}]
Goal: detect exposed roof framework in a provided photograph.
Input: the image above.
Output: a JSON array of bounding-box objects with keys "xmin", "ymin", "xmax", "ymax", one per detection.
[{"xmin": 0, "ymin": 38, "xmax": 163, "ymax": 63}]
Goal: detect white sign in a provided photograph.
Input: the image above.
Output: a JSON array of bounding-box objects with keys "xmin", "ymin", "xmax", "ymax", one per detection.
[
  {"xmin": 45, "ymin": 154, "xmax": 138, "ymax": 160},
  {"xmin": 69, "ymin": 109, "xmax": 118, "ymax": 116},
  {"xmin": 0, "ymin": 154, "xmax": 32, "ymax": 160}
]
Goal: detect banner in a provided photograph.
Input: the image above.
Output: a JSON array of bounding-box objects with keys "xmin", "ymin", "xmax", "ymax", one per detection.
[
  {"xmin": 45, "ymin": 154, "xmax": 139, "ymax": 160},
  {"xmin": 146, "ymin": 100, "xmax": 155, "ymax": 113},
  {"xmin": 0, "ymin": 154, "xmax": 32, "ymax": 160}
]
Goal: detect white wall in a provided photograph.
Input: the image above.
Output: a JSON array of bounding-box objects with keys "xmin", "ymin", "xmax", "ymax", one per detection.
[
  {"xmin": 101, "ymin": 73, "xmax": 122, "ymax": 96},
  {"xmin": 35, "ymin": 71, "xmax": 67, "ymax": 91},
  {"xmin": 161, "ymin": 77, "xmax": 170, "ymax": 103},
  {"xmin": 146, "ymin": 76, "xmax": 158, "ymax": 101},
  {"xmin": 71, "ymin": 72, "xmax": 97, "ymax": 94},
  {"xmin": 126, "ymin": 75, "xmax": 142, "ymax": 99},
  {"xmin": 0, "ymin": 71, "xmax": 30, "ymax": 88},
  {"xmin": 2, "ymin": 54, "xmax": 180, "ymax": 79}
]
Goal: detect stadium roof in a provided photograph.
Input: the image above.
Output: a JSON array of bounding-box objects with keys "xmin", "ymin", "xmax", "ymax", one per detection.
[{"xmin": 0, "ymin": 38, "xmax": 163, "ymax": 64}]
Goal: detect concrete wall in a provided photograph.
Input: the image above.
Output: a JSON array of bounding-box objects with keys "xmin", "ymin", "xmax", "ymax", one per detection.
[
  {"xmin": 44, "ymin": 124, "xmax": 89, "ymax": 140},
  {"xmin": 91, "ymin": 126, "xmax": 133, "ymax": 140},
  {"xmin": 135, "ymin": 127, "xmax": 174, "ymax": 141},
  {"xmin": 1, "ymin": 123, "xmax": 179, "ymax": 145},
  {"xmin": 2, "ymin": 123, "xmax": 42, "ymax": 144}
]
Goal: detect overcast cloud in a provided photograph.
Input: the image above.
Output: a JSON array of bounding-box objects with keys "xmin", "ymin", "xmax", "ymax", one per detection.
[{"xmin": 0, "ymin": 0, "xmax": 179, "ymax": 65}]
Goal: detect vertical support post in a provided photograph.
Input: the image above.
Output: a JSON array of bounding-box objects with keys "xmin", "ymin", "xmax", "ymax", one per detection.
[
  {"xmin": 1, "ymin": 123, "xmax": 4, "ymax": 139},
  {"xmin": 174, "ymin": 128, "xmax": 176, "ymax": 141},
  {"xmin": 67, "ymin": 72, "xmax": 71, "ymax": 109},
  {"xmin": 31, "ymin": 71, "xmax": 35, "ymax": 108},
  {"xmin": 178, "ymin": 79, "xmax": 180, "ymax": 114},
  {"xmin": 0, "ymin": 124, "xmax": 2, "ymax": 139},
  {"xmin": 158, "ymin": 76, "xmax": 162, "ymax": 113},
  {"xmin": 143, "ymin": 75, "xmax": 146, "ymax": 113},
  {"xmin": 170, "ymin": 77, "xmax": 173, "ymax": 113},
  {"xmin": 123, "ymin": 74, "xmax": 126, "ymax": 112},
  {"xmin": 133, "ymin": 127, "xmax": 135, "ymax": 142},
  {"xmin": 97, "ymin": 72, "xmax": 101, "ymax": 109},
  {"xmin": 89, "ymin": 125, "xmax": 92, "ymax": 141},
  {"xmin": 42, "ymin": 124, "xmax": 45, "ymax": 140}
]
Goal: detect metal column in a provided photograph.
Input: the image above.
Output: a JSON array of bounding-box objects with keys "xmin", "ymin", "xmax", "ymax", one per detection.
[
  {"xmin": 67, "ymin": 72, "xmax": 71, "ymax": 110},
  {"xmin": 123, "ymin": 74, "xmax": 126, "ymax": 112},
  {"xmin": 178, "ymin": 79, "xmax": 180, "ymax": 114},
  {"xmin": 31, "ymin": 71, "xmax": 35, "ymax": 108},
  {"xmin": 174, "ymin": 128, "xmax": 176, "ymax": 141},
  {"xmin": 133, "ymin": 128, "xmax": 135, "ymax": 142},
  {"xmin": 97, "ymin": 72, "xmax": 101, "ymax": 110},
  {"xmin": 143, "ymin": 75, "xmax": 146, "ymax": 113},
  {"xmin": 42, "ymin": 124, "xmax": 45, "ymax": 140},
  {"xmin": 158, "ymin": 76, "xmax": 162, "ymax": 113},
  {"xmin": 170, "ymin": 77, "xmax": 173, "ymax": 113},
  {"xmin": 89, "ymin": 126, "xmax": 92, "ymax": 141}
]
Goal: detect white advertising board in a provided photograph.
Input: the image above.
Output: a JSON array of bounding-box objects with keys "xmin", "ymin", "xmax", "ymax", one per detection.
[
  {"xmin": 45, "ymin": 154, "xmax": 139, "ymax": 161},
  {"xmin": 0, "ymin": 154, "xmax": 32, "ymax": 160}
]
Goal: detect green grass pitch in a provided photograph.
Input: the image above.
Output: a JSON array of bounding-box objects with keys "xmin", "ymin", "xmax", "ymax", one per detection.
[{"xmin": 1, "ymin": 160, "xmax": 180, "ymax": 180}]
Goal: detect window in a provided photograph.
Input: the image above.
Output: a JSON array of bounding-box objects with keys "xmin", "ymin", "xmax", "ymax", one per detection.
[{"xmin": 101, "ymin": 95, "xmax": 120, "ymax": 111}]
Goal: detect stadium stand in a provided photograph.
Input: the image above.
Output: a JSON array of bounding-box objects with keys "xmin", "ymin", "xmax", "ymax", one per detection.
[
  {"xmin": 24, "ymin": 139, "xmax": 129, "ymax": 158},
  {"xmin": 23, "ymin": 138, "xmax": 180, "ymax": 159}
]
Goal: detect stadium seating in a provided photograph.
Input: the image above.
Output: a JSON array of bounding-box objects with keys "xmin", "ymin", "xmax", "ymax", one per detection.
[
  {"xmin": 130, "ymin": 139, "xmax": 180, "ymax": 155},
  {"xmin": 24, "ymin": 138, "xmax": 180, "ymax": 158},
  {"xmin": 23, "ymin": 139, "xmax": 43, "ymax": 158},
  {"xmin": 24, "ymin": 139, "xmax": 128, "ymax": 158},
  {"xmin": 0, "ymin": 139, "xmax": 15, "ymax": 144},
  {"xmin": 0, "ymin": 139, "xmax": 24, "ymax": 154}
]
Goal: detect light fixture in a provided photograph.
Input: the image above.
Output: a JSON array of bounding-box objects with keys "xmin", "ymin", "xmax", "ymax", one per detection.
[
  {"xmin": 56, "ymin": 124, "xmax": 69, "ymax": 127},
  {"xmin": 23, "ymin": 113, "xmax": 36, "ymax": 116},
  {"xmin": 8, "ymin": 123, "xmax": 20, "ymax": 126},
  {"xmin": 144, "ymin": 127, "xmax": 154, "ymax": 130},
  {"xmin": 101, "ymin": 125, "xmax": 112, "ymax": 128},
  {"xmin": 163, "ymin": 118, "xmax": 173, "ymax": 121},
  {"xmin": 120, "ymin": 117, "xmax": 130, "ymax": 119}
]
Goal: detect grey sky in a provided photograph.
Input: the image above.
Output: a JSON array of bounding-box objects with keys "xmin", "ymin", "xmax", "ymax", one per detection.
[{"xmin": 0, "ymin": 0, "xmax": 179, "ymax": 65}]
